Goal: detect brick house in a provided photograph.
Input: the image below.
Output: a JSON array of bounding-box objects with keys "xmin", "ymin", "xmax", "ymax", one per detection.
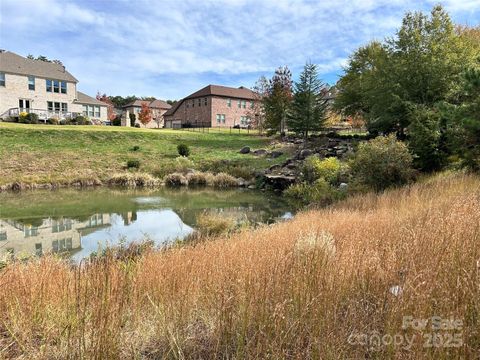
[
  {"xmin": 122, "ymin": 99, "xmax": 171, "ymax": 128},
  {"xmin": 0, "ymin": 50, "xmax": 108, "ymax": 122},
  {"xmin": 164, "ymin": 85, "xmax": 257, "ymax": 129}
]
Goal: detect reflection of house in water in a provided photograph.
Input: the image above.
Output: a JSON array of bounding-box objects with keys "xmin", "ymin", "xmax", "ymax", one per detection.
[{"xmin": 0, "ymin": 214, "xmax": 111, "ymax": 259}]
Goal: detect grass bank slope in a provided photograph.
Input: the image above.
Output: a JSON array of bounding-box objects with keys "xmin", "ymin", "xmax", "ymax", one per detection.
[
  {"xmin": 0, "ymin": 173, "xmax": 479, "ymax": 358},
  {"xmin": 0, "ymin": 123, "xmax": 285, "ymax": 187}
]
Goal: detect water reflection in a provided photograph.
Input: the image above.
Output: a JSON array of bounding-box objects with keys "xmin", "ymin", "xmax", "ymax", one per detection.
[{"xmin": 0, "ymin": 187, "xmax": 292, "ymax": 261}]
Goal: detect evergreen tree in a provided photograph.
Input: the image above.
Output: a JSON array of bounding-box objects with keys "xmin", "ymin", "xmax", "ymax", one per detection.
[
  {"xmin": 263, "ymin": 66, "xmax": 292, "ymax": 134},
  {"xmin": 288, "ymin": 62, "xmax": 328, "ymax": 140}
]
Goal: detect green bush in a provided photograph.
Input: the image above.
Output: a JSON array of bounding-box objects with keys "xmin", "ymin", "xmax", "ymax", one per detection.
[
  {"xmin": 126, "ymin": 159, "xmax": 140, "ymax": 169},
  {"xmin": 302, "ymin": 156, "xmax": 347, "ymax": 185},
  {"xmin": 47, "ymin": 117, "xmax": 59, "ymax": 125},
  {"xmin": 131, "ymin": 145, "xmax": 140, "ymax": 152},
  {"xmin": 285, "ymin": 178, "xmax": 340, "ymax": 206},
  {"xmin": 112, "ymin": 116, "xmax": 121, "ymax": 126},
  {"xmin": 129, "ymin": 113, "xmax": 136, "ymax": 127},
  {"xmin": 27, "ymin": 113, "xmax": 39, "ymax": 124},
  {"xmin": 73, "ymin": 115, "xmax": 88, "ymax": 125},
  {"xmin": 177, "ymin": 144, "xmax": 190, "ymax": 157},
  {"xmin": 350, "ymin": 134, "xmax": 414, "ymax": 191}
]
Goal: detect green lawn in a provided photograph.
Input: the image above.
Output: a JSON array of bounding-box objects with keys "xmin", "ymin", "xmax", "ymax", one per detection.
[{"xmin": 0, "ymin": 123, "xmax": 291, "ymax": 186}]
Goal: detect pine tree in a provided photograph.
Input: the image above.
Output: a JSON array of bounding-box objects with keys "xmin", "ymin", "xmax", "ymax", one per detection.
[{"xmin": 288, "ymin": 62, "xmax": 328, "ymax": 140}]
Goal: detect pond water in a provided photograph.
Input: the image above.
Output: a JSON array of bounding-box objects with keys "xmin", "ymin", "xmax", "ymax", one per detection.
[{"xmin": 0, "ymin": 187, "xmax": 293, "ymax": 261}]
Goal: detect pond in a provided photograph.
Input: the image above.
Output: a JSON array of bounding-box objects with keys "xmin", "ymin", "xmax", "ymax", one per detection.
[{"xmin": 0, "ymin": 187, "xmax": 293, "ymax": 262}]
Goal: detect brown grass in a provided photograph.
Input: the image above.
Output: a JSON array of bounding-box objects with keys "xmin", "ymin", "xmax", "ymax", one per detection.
[{"xmin": 0, "ymin": 173, "xmax": 479, "ymax": 359}]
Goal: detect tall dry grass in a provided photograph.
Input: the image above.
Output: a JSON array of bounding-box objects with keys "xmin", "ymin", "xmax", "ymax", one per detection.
[{"xmin": 1, "ymin": 173, "xmax": 479, "ymax": 359}]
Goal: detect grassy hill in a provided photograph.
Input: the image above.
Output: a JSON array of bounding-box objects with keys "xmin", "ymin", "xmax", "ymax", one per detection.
[
  {"xmin": 0, "ymin": 173, "xmax": 478, "ymax": 358},
  {"xmin": 0, "ymin": 123, "xmax": 289, "ymax": 187}
]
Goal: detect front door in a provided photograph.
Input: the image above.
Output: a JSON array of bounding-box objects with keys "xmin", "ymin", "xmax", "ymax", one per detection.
[{"xmin": 19, "ymin": 99, "xmax": 31, "ymax": 112}]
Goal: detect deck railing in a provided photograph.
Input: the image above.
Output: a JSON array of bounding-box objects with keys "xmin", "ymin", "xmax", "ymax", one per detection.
[{"xmin": 4, "ymin": 108, "xmax": 80, "ymax": 120}]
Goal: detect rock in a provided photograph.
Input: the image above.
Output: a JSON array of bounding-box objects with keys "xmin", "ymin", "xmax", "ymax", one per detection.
[
  {"xmin": 285, "ymin": 163, "xmax": 298, "ymax": 170},
  {"xmin": 239, "ymin": 146, "xmax": 250, "ymax": 154},
  {"xmin": 253, "ymin": 149, "xmax": 267, "ymax": 156},
  {"xmin": 297, "ymin": 149, "xmax": 313, "ymax": 160},
  {"xmin": 339, "ymin": 183, "xmax": 348, "ymax": 191},
  {"xmin": 237, "ymin": 177, "xmax": 247, "ymax": 187},
  {"xmin": 269, "ymin": 151, "xmax": 283, "ymax": 159},
  {"xmin": 269, "ymin": 164, "xmax": 281, "ymax": 172},
  {"xmin": 294, "ymin": 139, "xmax": 304, "ymax": 144},
  {"xmin": 264, "ymin": 174, "xmax": 296, "ymax": 191},
  {"xmin": 247, "ymin": 184, "xmax": 256, "ymax": 190}
]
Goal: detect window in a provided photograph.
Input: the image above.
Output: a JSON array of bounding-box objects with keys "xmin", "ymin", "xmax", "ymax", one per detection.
[
  {"xmin": 60, "ymin": 81, "xmax": 67, "ymax": 94},
  {"xmin": 94, "ymin": 106, "xmax": 100, "ymax": 117},
  {"xmin": 24, "ymin": 226, "xmax": 38, "ymax": 237},
  {"xmin": 204, "ymin": 97, "xmax": 207, "ymax": 106},
  {"xmin": 237, "ymin": 100, "xmax": 241, "ymax": 108},
  {"xmin": 53, "ymin": 80, "xmax": 59, "ymax": 93},
  {"xmin": 66, "ymin": 238, "xmax": 72, "ymax": 250},
  {"xmin": 240, "ymin": 116, "xmax": 249, "ymax": 125},
  {"xmin": 216, "ymin": 114, "xmax": 225, "ymax": 124},
  {"xmin": 19, "ymin": 99, "xmax": 30, "ymax": 110},
  {"xmin": 47, "ymin": 101, "xmax": 53, "ymax": 111},
  {"xmin": 227, "ymin": 99, "xmax": 231, "ymax": 107},
  {"xmin": 88, "ymin": 105, "xmax": 94, "ymax": 117},
  {"xmin": 0, "ymin": 72, "xmax": 5, "ymax": 86},
  {"xmin": 250, "ymin": 101, "xmax": 254, "ymax": 109},
  {"xmin": 83, "ymin": 105, "xmax": 88, "ymax": 116},
  {"xmin": 52, "ymin": 240, "xmax": 58, "ymax": 253},
  {"xmin": 198, "ymin": 98, "xmax": 201, "ymax": 107},
  {"xmin": 242, "ymin": 100, "xmax": 246, "ymax": 109},
  {"xmin": 35, "ymin": 243, "xmax": 42, "ymax": 256},
  {"xmin": 54, "ymin": 102, "xmax": 60, "ymax": 112},
  {"xmin": 0, "ymin": 231, "xmax": 6, "ymax": 241},
  {"xmin": 46, "ymin": 79, "xmax": 52, "ymax": 92},
  {"xmin": 61, "ymin": 103, "xmax": 68, "ymax": 112},
  {"xmin": 28, "ymin": 76, "xmax": 35, "ymax": 90},
  {"xmin": 59, "ymin": 239, "xmax": 66, "ymax": 251}
]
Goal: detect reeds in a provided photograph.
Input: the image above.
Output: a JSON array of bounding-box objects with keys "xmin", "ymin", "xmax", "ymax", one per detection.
[{"xmin": 0, "ymin": 172, "xmax": 479, "ymax": 359}]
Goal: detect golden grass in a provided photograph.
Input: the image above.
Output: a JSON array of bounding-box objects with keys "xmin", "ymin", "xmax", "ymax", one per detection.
[{"xmin": 1, "ymin": 173, "xmax": 479, "ymax": 359}]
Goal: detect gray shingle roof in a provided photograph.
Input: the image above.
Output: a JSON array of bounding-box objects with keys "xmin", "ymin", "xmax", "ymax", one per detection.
[
  {"xmin": 0, "ymin": 51, "xmax": 78, "ymax": 82},
  {"xmin": 75, "ymin": 91, "xmax": 108, "ymax": 106},
  {"xmin": 123, "ymin": 99, "xmax": 171, "ymax": 109},
  {"xmin": 164, "ymin": 85, "xmax": 256, "ymax": 116}
]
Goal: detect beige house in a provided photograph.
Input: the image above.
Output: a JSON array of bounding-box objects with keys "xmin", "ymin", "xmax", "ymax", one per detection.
[
  {"xmin": 164, "ymin": 85, "xmax": 257, "ymax": 129},
  {"xmin": 122, "ymin": 99, "xmax": 171, "ymax": 128},
  {"xmin": 0, "ymin": 50, "xmax": 108, "ymax": 123}
]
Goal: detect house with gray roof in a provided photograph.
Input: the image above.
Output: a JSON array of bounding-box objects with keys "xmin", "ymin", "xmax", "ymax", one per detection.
[
  {"xmin": 0, "ymin": 50, "xmax": 108, "ymax": 123},
  {"xmin": 122, "ymin": 99, "xmax": 171, "ymax": 128},
  {"xmin": 164, "ymin": 84, "xmax": 257, "ymax": 129}
]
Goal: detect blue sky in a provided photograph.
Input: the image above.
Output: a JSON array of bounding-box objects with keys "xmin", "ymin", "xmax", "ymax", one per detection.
[{"xmin": 1, "ymin": 0, "xmax": 478, "ymax": 100}]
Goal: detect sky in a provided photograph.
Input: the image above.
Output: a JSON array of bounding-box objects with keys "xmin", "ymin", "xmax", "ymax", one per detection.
[{"xmin": 0, "ymin": 0, "xmax": 479, "ymax": 100}]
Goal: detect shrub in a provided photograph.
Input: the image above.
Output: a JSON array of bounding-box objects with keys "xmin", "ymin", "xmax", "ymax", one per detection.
[
  {"xmin": 126, "ymin": 159, "xmax": 140, "ymax": 169},
  {"xmin": 209, "ymin": 172, "xmax": 239, "ymax": 188},
  {"xmin": 164, "ymin": 173, "xmax": 188, "ymax": 187},
  {"xmin": 186, "ymin": 172, "xmax": 212, "ymax": 186},
  {"xmin": 131, "ymin": 145, "xmax": 140, "ymax": 152},
  {"xmin": 112, "ymin": 116, "xmax": 121, "ymax": 126},
  {"xmin": 302, "ymin": 156, "xmax": 347, "ymax": 185},
  {"xmin": 107, "ymin": 173, "xmax": 159, "ymax": 187},
  {"xmin": 27, "ymin": 113, "xmax": 39, "ymax": 124},
  {"xmin": 350, "ymin": 134, "xmax": 413, "ymax": 191},
  {"xmin": 47, "ymin": 117, "xmax": 59, "ymax": 125},
  {"xmin": 129, "ymin": 113, "xmax": 136, "ymax": 127},
  {"xmin": 196, "ymin": 212, "xmax": 236, "ymax": 237},
  {"xmin": 73, "ymin": 115, "xmax": 87, "ymax": 125},
  {"xmin": 177, "ymin": 144, "xmax": 190, "ymax": 157},
  {"xmin": 134, "ymin": 123, "xmax": 140, "ymax": 128},
  {"xmin": 59, "ymin": 118, "xmax": 70, "ymax": 125},
  {"xmin": 18, "ymin": 112, "xmax": 29, "ymax": 123},
  {"xmin": 174, "ymin": 156, "xmax": 194, "ymax": 173},
  {"xmin": 285, "ymin": 178, "xmax": 340, "ymax": 206}
]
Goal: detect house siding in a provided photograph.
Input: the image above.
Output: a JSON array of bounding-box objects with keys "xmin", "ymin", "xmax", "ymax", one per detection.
[
  {"xmin": 0, "ymin": 72, "xmax": 80, "ymax": 115},
  {"xmin": 165, "ymin": 95, "xmax": 254, "ymax": 128}
]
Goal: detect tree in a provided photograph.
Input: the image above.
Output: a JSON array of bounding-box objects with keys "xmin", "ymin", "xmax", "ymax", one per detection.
[
  {"xmin": 287, "ymin": 62, "xmax": 328, "ymax": 140},
  {"xmin": 138, "ymin": 102, "xmax": 152, "ymax": 127},
  {"xmin": 263, "ymin": 66, "xmax": 293, "ymax": 134},
  {"xmin": 96, "ymin": 92, "xmax": 116, "ymax": 121},
  {"xmin": 109, "ymin": 95, "xmax": 138, "ymax": 108},
  {"xmin": 248, "ymin": 76, "xmax": 269, "ymax": 132},
  {"xmin": 129, "ymin": 112, "xmax": 136, "ymax": 127},
  {"xmin": 335, "ymin": 6, "xmax": 478, "ymax": 138}
]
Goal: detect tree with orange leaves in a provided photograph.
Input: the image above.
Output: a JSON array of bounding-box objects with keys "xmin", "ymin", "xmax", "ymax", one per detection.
[
  {"xmin": 138, "ymin": 102, "xmax": 152, "ymax": 127},
  {"xmin": 96, "ymin": 92, "xmax": 116, "ymax": 121}
]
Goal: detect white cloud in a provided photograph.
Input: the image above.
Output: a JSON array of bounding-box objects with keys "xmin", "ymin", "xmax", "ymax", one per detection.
[{"xmin": 1, "ymin": 0, "xmax": 478, "ymax": 98}]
